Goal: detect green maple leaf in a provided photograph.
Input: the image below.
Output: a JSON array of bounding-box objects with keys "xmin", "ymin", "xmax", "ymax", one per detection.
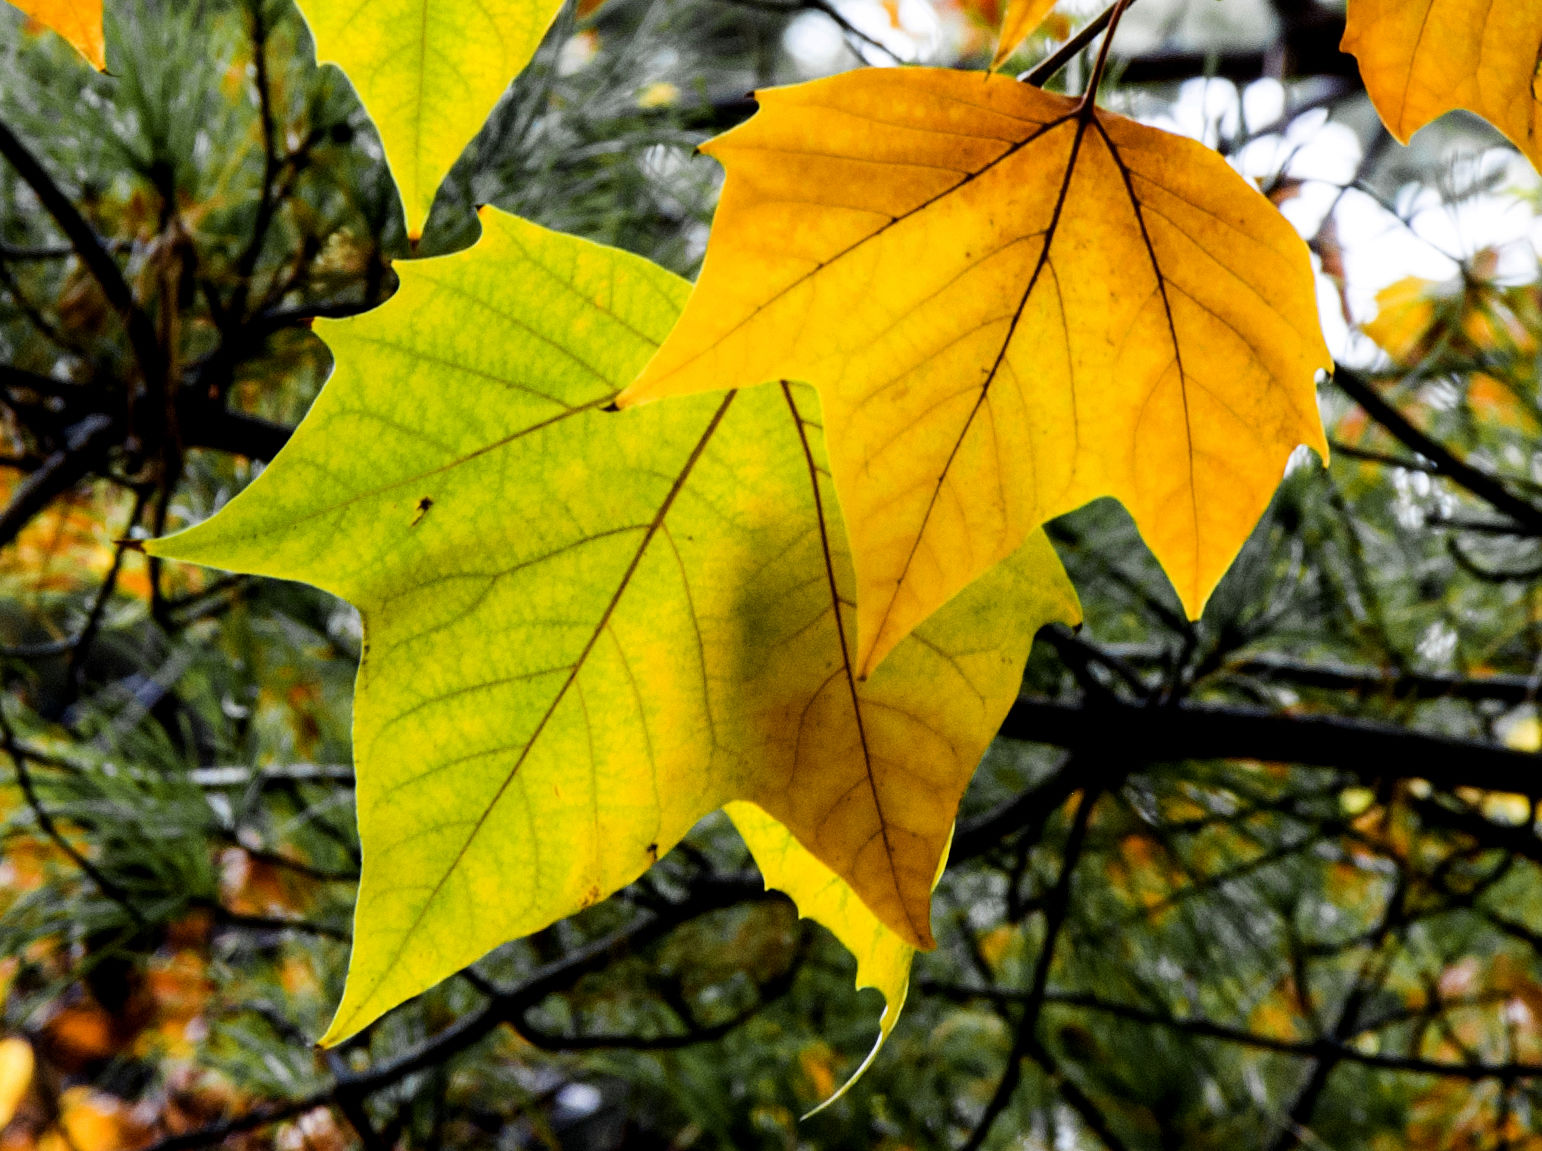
[
  {"xmin": 147, "ymin": 210, "xmax": 1078, "ymax": 1044},
  {"xmin": 295, "ymin": 0, "xmax": 568, "ymax": 238}
]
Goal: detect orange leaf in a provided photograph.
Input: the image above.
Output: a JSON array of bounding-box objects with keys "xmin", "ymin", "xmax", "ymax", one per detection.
[
  {"xmin": 7, "ymin": 1, "xmax": 104, "ymax": 69},
  {"xmin": 37, "ymin": 1089, "xmax": 145, "ymax": 1151},
  {"xmin": 991, "ymin": 0, "xmax": 1056, "ymax": 69},
  {"xmin": 1342, "ymin": 0, "xmax": 1542, "ymax": 174},
  {"xmin": 620, "ymin": 70, "xmax": 1329, "ymax": 676}
]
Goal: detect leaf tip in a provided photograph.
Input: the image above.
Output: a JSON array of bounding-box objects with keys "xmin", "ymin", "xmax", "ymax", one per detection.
[{"xmin": 315, "ymin": 1004, "xmax": 362, "ymax": 1050}]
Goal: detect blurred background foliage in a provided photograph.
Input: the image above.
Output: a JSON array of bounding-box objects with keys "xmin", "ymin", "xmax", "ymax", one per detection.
[{"xmin": 2, "ymin": 0, "xmax": 1542, "ymax": 1147}]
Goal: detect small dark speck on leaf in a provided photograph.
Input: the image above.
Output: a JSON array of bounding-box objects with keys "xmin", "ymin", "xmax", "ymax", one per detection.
[
  {"xmin": 411, "ymin": 497, "xmax": 434, "ymax": 526},
  {"xmin": 646, "ymin": 842, "xmax": 659, "ymax": 862},
  {"xmin": 602, "ymin": 401, "xmax": 620, "ymax": 412}
]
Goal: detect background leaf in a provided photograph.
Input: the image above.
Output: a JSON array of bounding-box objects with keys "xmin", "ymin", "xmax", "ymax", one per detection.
[
  {"xmin": 1342, "ymin": 0, "xmax": 1542, "ymax": 175},
  {"xmin": 294, "ymin": 0, "xmax": 569, "ymax": 238},
  {"xmin": 4, "ymin": 0, "xmax": 102, "ymax": 68},
  {"xmin": 990, "ymin": 0, "xmax": 1055, "ymax": 70}
]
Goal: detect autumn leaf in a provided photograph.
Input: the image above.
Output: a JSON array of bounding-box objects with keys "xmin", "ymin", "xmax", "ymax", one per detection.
[
  {"xmin": 991, "ymin": 0, "xmax": 1056, "ymax": 70},
  {"xmin": 619, "ymin": 69, "xmax": 1330, "ymax": 677},
  {"xmin": 36, "ymin": 1087, "xmax": 147, "ymax": 1151},
  {"xmin": 147, "ymin": 210, "xmax": 1079, "ymax": 1043},
  {"xmin": 293, "ymin": 0, "xmax": 567, "ymax": 239},
  {"xmin": 4, "ymin": 0, "xmax": 104, "ymax": 69},
  {"xmin": 1363, "ymin": 275, "xmax": 1443, "ymax": 365},
  {"xmin": 1364, "ymin": 266, "xmax": 1542, "ymax": 434},
  {"xmin": 1342, "ymin": 0, "xmax": 1542, "ymax": 174},
  {"xmin": 729, "ymin": 801, "xmax": 941, "ymax": 1110},
  {"xmin": 1367, "ymin": 260, "xmax": 1540, "ymax": 368},
  {"xmin": 0, "ymin": 1037, "xmax": 33, "ymax": 1130}
]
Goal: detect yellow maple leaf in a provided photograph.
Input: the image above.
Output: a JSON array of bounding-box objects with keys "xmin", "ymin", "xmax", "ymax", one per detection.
[
  {"xmin": 620, "ymin": 69, "xmax": 1330, "ymax": 677},
  {"xmin": 1342, "ymin": 0, "xmax": 1542, "ymax": 174},
  {"xmin": 5, "ymin": 0, "xmax": 103, "ymax": 69},
  {"xmin": 991, "ymin": 0, "xmax": 1056, "ymax": 70}
]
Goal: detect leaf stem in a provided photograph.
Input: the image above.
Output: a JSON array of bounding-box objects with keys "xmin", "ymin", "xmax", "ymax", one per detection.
[
  {"xmin": 1019, "ymin": 1, "xmax": 1116, "ymax": 87},
  {"xmin": 1076, "ymin": 0, "xmax": 1134, "ymax": 114}
]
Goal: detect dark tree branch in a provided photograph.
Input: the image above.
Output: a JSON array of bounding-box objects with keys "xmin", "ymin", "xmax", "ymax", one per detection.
[
  {"xmin": 0, "ymin": 413, "xmax": 115, "ymax": 551},
  {"xmin": 1022, "ymin": 2, "xmax": 1118, "ymax": 86},
  {"xmin": 953, "ymin": 755, "xmax": 1085, "ymax": 863},
  {"xmin": 1106, "ymin": 648, "xmax": 1542, "ymax": 706},
  {"xmin": 212, "ymin": 909, "xmax": 352, "ymax": 942},
  {"xmin": 63, "ymin": 488, "xmax": 148, "ymax": 694},
  {"xmin": 0, "ymin": 117, "xmax": 165, "ymax": 390},
  {"xmin": 962, "ymin": 789, "xmax": 1106, "ymax": 1151},
  {"xmin": 175, "ymin": 399, "xmax": 292, "ymax": 461},
  {"xmin": 928, "ymin": 986, "xmax": 1542, "ymax": 1082},
  {"xmin": 1334, "ymin": 366, "xmax": 1542, "ymax": 534},
  {"xmin": 1024, "ymin": 4, "xmax": 1355, "ymax": 88},
  {"xmin": 1003, "ymin": 695, "xmax": 1542, "ymax": 797}
]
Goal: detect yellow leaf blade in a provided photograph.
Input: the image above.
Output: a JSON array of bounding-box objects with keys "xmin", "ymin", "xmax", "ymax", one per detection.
[
  {"xmin": 148, "ymin": 211, "xmax": 1079, "ymax": 1041},
  {"xmin": 728, "ymin": 801, "xmax": 940, "ymax": 1110},
  {"xmin": 991, "ymin": 0, "xmax": 1056, "ymax": 70},
  {"xmin": 1342, "ymin": 0, "xmax": 1542, "ymax": 172},
  {"xmin": 7, "ymin": 0, "xmax": 104, "ymax": 68},
  {"xmin": 619, "ymin": 69, "xmax": 1329, "ymax": 677},
  {"xmin": 1364, "ymin": 275, "xmax": 1441, "ymax": 364},
  {"xmin": 295, "ymin": 0, "xmax": 565, "ymax": 239}
]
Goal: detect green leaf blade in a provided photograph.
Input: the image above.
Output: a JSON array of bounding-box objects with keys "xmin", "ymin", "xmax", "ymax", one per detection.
[
  {"xmin": 298, "ymin": 0, "xmax": 569, "ymax": 238},
  {"xmin": 150, "ymin": 212, "xmax": 1079, "ymax": 1045}
]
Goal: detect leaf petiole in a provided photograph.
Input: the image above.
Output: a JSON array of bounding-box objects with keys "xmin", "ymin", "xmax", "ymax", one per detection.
[{"xmin": 1076, "ymin": 0, "xmax": 1134, "ymax": 114}]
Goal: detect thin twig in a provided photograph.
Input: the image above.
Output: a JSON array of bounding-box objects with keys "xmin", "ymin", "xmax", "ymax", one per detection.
[
  {"xmin": 0, "ymin": 413, "xmax": 115, "ymax": 551},
  {"xmin": 1334, "ymin": 367, "xmax": 1542, "ymax": 534},
  {"xmin": 1002, "ymin": 696, "xmax": 1542, "ymax": 798},
  {"xmin": 1020, "ymin": 1, "xmax": 1117, "ymax": 87},
  {"xmin": 139, "ymin": 875, "xmax": 768, "ymax": 1151},
  {"xmin": 961, "ymin": 789, "xmax": 1104, "ymax": 1151},
  {"xmin": 928, "ymin": 986, "xmax": 1542, "ymax": 1082},
  {"xmin": 0, "ymin": 697, "xmax": 145, "ymax": 925},
  {"xmin": 0, "ymin": 117, "xmax": 165, "ymax": 389}
]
